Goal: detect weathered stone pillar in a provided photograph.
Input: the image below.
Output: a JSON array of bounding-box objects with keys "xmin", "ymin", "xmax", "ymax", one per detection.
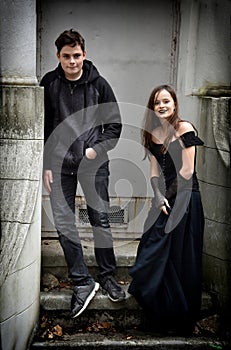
[
  {"xmin": 0, "ymin": 0, "xmax": 44, "ymax": 349},
  {"xmin": 197, "ymin": 93, "xmax": 231, "ymax": 313}
]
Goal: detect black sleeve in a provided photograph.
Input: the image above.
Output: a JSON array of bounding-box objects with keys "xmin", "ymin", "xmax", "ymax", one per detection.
[
  {"xmin": 91, "ymin": 76, "xmax": 122, "ymax": 154},
  {"xmin": 180, "ymin": 131, "xmax": 204, "ymax": 148}
]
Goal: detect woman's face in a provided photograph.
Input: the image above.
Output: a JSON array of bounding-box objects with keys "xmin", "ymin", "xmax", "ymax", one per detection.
[{"xmin": 153, "ymin": 89, "xmax": 175, "ymax": 119}]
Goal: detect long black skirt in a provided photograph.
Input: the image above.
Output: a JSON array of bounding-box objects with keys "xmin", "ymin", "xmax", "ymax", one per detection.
[{"xmin": 128, "ymin": 190, "xmax": 204, "ymax": 332}]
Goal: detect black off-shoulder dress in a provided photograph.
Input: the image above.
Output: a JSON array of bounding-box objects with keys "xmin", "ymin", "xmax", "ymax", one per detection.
[{"xmin": 128, "ymin": 131, "xmax": 204, "ymax": 333}]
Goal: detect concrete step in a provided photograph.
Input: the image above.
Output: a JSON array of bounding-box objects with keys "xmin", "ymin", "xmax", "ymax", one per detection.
[
  {"xmin": 41, "ymin": 239, "xmax": 137, "ymax": 281},
  {"xmin": 31, "ymin": 293, "xmax": 230, "ymax": 350},
  {"xmin": 40, "ymin": 285, "xmax": 213, "ymax": 315},
  {"xmin": 41, "ymin": 238, "xmax": 215, "ymax": 320},
  {"xmin": 40, "ymin": 283, "xmax": 143, "ymax": 331},
  {"xmin": 42, "ymin": 229, "xmax": 141, "ymax": 241},
  {"xmin": 30, "ymin": 333, "xmax": 228, "ymax": 350},
  {"xmin": 39, "ymin": 285, "xmax": 214, "ymax": 337},
  {"xmin": 33, "ymin": 240, "xmax": 229, "ymax": 349},
  {"xmin": 41, "ymin": 285, "xmax": 137, "ymax": 312}
]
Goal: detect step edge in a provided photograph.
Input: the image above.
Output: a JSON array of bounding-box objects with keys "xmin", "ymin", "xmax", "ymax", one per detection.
[
  {"xmin": 31, "ymin": 337, "xmax": 228, "ymax": 348},
  {"xmin": 40, "ymin": 286, "xmax": 141, "ymax": 311}
]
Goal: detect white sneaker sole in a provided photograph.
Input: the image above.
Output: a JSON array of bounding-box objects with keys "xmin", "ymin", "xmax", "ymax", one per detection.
[
  {"xmin": 108, "ymin": 293, "xmax": 126, "ymax": 302},
  {"xmin": 72, "ymin": 282, "xmax": 100, "ymax": 318}
]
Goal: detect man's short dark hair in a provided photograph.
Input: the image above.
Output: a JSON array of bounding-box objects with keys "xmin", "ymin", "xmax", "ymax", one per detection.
[{"xmin": 55, "ymin": 29, "xmax": 85, "ymax": 53}]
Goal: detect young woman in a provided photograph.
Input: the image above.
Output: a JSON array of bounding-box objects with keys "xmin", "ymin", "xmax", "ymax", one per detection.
[{"xmin": 128, "ymin": 85, "xmax": 204, "ymax": 335}]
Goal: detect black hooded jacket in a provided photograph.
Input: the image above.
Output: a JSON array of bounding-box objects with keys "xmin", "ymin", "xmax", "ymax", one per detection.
[{"xmin": 40, "ymin": 59, "xmax": 122, "ymax": 173}]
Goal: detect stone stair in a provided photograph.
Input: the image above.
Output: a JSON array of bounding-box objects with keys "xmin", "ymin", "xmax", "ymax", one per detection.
[{"xmin": 29, "ymin": 237, "xmax": 230, "ymax": 349}]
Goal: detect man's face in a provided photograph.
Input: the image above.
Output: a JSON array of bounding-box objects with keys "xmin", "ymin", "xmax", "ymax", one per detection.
[{"xmin": 57, "ymin": 44, "xmax": 86, "ymax": 80}]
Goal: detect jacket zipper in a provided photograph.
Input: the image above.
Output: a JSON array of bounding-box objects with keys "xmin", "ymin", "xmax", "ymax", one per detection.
[
  {"xmin": 69, "ymin": 84, "xmax": 77, "ymax": 95},
  {"xmin": 69, "ymin": 84, "xmax": 77, "ymax": 114}
]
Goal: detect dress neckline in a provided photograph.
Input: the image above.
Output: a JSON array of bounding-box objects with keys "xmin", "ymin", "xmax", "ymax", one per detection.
[
  {"xmin": 151, "ymin": 131, "xmax": 195, "ymax": 146},
  {"xmin": 151, "ymin": 138, "xmax": 178, "ymax": 147}
]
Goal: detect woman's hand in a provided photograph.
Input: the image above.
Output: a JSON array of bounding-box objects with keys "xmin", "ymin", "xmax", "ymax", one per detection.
[
  {"xmin": 160, "ymin": 198, "xmax": 171, "ymax": 215},
  {"xmin": 85, "ymin": 148, "xmax": 97, "ymax": 160},
  {"xmin": 43, "ymin": 170, "xmax": 53, "ymax": 194}
]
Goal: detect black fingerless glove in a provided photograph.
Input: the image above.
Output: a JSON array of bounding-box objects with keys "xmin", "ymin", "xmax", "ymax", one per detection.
[
  {"xmin": 166, "ymin": 173, "xmax": 192, "ymax": 200},
  {"xmin": 150, "ymin": 176, "xmax": 165, "ymax": 208}
]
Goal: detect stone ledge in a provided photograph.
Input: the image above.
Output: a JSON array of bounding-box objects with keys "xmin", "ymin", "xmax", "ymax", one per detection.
[
  {"xmin": 40, "ymin": 287, "xmax": 213, "ymax": 315},
  {"xmin": 31, "ymin": 333, "xmax": 228, "ymax": 350},
  {"xmin": 40, "ymin": 285, "xmax": 139, "ymax": 312},
  {"xmin": 41, "ymin": 239, "xmax": 138, "ymax": 268}
]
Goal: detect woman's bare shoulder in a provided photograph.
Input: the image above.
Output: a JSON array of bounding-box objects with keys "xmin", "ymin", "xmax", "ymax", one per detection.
[{"xmin": 177, "ymin": 121, "xmax": 195, "ymax": 136}]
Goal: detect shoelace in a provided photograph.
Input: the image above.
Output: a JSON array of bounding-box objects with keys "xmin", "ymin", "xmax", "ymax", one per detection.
[
  {"xmin": 73, "ymin": 286, "xmax": 90, "ymax": 304},
  {"xmin": 105, "ymin": 277, "xmax": 121, "ymax": 291}
]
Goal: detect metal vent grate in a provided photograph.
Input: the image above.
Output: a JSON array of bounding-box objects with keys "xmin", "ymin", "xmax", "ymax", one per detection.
[
  {"xmin": 78, "ymin": 208, "xmax": 89, "ymax": 224},
  {"xmin": 77, "ymin": 205, "xmax": 128, "ymax": 226}
]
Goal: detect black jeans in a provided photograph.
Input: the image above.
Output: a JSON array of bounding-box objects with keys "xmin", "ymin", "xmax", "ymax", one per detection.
[{"xmin": 50, "ymin": 159, "xmax": 116, "ymax": 285}]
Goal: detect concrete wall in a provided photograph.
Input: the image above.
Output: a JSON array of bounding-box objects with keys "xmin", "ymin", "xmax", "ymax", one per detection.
[
  {"xmin": 177, "ymin": 0, "xmax": 230, "ymax": 122},
  {"xmin": 37, "ymin": 0, "xmax": 179, "ymax": 105},
  {"xmin": 0, "ymin": 0, "xmax": 44, "ymax": 349},
  {"xmin": 198, "ymin": 96, "xmax": 231, "ymax": 311},
  {"xmin": 177, "ymin": 0, "xmax": 231, "ymax": 311}
]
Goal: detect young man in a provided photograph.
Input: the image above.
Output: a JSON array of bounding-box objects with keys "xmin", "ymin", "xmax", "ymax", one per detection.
[{"xmin": 40, "ymin": 29, "xmax": 125, "ymax": 318}]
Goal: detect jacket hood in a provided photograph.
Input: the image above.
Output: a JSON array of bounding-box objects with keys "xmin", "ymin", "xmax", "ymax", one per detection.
[{"xmin": 56, "ymin": 59, "xmax": 100, "ymax": 84}]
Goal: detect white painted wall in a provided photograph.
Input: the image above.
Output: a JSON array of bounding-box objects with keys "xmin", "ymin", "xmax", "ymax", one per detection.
[
  {"xmin": 37, "ymin": 0, "xmax": 179, "ymax": 199},
  {"xmin": 37, "ymin": 0, "xmax": 177, "ymax": 106}
]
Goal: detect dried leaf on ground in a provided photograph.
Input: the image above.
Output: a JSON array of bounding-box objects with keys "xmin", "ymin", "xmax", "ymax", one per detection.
[
  {"xmin": 53, "ymin": 324, "xmax": 63, "ymax": 337},
  {"xmin": 58, "ymin": 281, "xmax": 72, "ymax": 289},
  {"xmin": 47, "ymin": 330, "xmax": 54, "ymax": 339},
  {"xmin": 86, "ymin": 321, "xmax": 115, "ymax": 333},
  {"xmin": 40, "ymin": 315, "xmax": 48, "ymax": 329},
  {"xmin": 193, "ymin": 324, "xmax": 201, "ymax": 335},
  {"xmin": 126, "ymin": 335, "xmax": 134, "ymax": 340},
  {"xmin": 197, "ymin": 315, "xmax": 220, "ymax": 334},
  {"xmin": 42, "ymin": 273, "xmax": 59, "ymax": 289},
  {"xmin": 100, "ymin": 322, "xmax": 113, "ymax": 329}
]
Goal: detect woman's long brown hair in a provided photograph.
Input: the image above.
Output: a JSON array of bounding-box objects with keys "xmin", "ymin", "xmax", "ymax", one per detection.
[{"xmin": 142, "ymin": 84, "xmax": 181, "ymax": 158}]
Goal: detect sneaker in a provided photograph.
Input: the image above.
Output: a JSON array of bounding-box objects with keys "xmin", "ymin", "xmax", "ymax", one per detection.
[
  {"xmin": 99, "ymin": 276, "xmax": 126, "ymax": 302},
  {"xmin": 71, "ymin": 281, "xmax": 99, "ymax": 318}
]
